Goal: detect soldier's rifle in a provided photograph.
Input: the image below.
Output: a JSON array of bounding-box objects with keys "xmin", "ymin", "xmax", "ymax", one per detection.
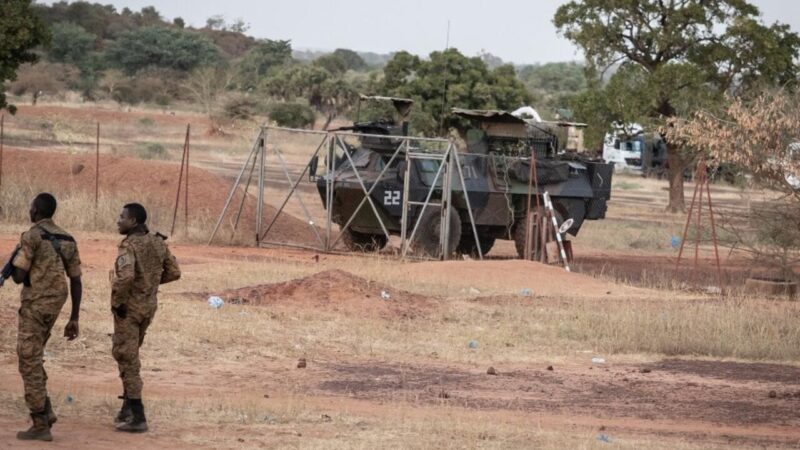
[{"xmin": 0, "ymin": 246, "xmax": 20, "ymax": 287}]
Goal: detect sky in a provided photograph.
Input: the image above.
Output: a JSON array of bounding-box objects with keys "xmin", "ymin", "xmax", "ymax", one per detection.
[{"xmin": 40, "ymin": 0, "xmax": 800, "ymax": 65}]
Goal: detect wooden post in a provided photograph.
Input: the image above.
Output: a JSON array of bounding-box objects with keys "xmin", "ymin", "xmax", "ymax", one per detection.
[
  {"xmin": 524, "ymin": 151, "xmax": 535, "ymax": 259},
  {"xmin": 705, "ymin": 171, "xmax": 724, "ymax": 293},
  {"xmin": 675, "ymin": 160, "xmax": 724, "ymax": 295},
  {"xmin": 0, "ymin": 114, "xmax": 4, "ymax": 190},
  {"xmin": 95, "ymin": 122, "xmax": 100, "ymax": 207},
  {"xmin": 675, "ymin": 169, "xmax": 701, "ymax": 272},
  {"xmin": 694, "ymin": 162, "xmax": 705, "ymax": 275},
  {"xmin": 171, "ymin": 126, "xmax": 189, "ymax": 236},
  {"xmin": 524, "ymin": 148, "xmax": 543, "ymax": 261},
  {"xmin": 184, "ymin": 124, "xmax": 190, "ymax": 234}
]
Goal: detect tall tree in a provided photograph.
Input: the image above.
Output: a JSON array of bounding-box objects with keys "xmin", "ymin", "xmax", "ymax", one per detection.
[
  {"xmin": 555, "ymin": 0, "xmax": 800, "ymax": 212},
  {"xmin": 676, "ymin": 90, "xmax": 800, "ymax": 281},
  {"xmin": 677, "ymin": 90, "xmax": 800, "ymax": 198},
  {"xmin": 48, "ymin": 22, "xmax": 96, "ymax": 72},
  {"xmin": 262, "ymin": 64, "xmax": 357, "ymax": 129},
  {"xmin": 105, "ymin": 26, "xmax": 220, "ymax": 75},
  {"xmin": 236, "ymin": 39, "xmax": 292, "ymax": 90},
  {"xmin": 381, "ymin": 48, "xmax": 530, "ymax": 135},
  {"xmin": 332, "ymin": 48, "xmax": 367, "ymax": 71},
  {"xmin": 0, "ymin": 0, "xmax": 49, "ymax": 113}
]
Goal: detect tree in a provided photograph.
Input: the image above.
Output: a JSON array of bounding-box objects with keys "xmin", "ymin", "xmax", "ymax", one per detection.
[
  {"xmin": 677, "ymin": 91, "xmax": 800, "ymax": 281},
  {"xmin": 269, "ymin": 102, "xmax": 315, "ymax": 129},
  {"xmin": 9, "ymin": 62, "xmax": 79, "ymax": 105},
  {"xmin": 554, "ymin": 0, "xmax": 800, "ymax": 212},
  {"xmin": 236, "ymin": 39, "xmax": 292, "ymax": 90},
  {"xmin": 380, "ymin": 48, "xmax": 531, "ymax": 135},
  {"xmin": 97, "ymin": 68, "xmax": 127, "ymax": 100},
  {"xmin": 517, "ymin": 62, "xmax": 586, "ymax": 118},
  {"xmin": 205, "ymin": 15, "xmax": 225, "ymax": 31},
  {"xmin": 262, "ymin": 64, "xmax": 357, "ymax": 129},
  {"xmin": 677, "ymin": 91, "xmax": 800, "ymax": 198},
  {"xmin": 229, "ymin": 18, "xmax": 249, "ymax": 34},
  {"xmin": 0, "ymin": 0, "xmax": 49, "ymax": 113},
  {"xmin": 478, "ymin": 50, "xmax": 504, "ymax": 69},
  {"xmin": 48, "ymin": 22, "xmax": 96, "ymax": 70},
  {"xmin": 137, "ymin": 6, "xmax": 161, "ymax": 26},
  {"xmin": 332, "ymin": 48, "xmax": 367, "ymax": 71},
  {"xmin": 183, "ymin": 65, "xmax": 235, "ymax": 118},
  {"xmin": 313, "ymin": 54, "xmax": 347, "ymax": 77},
  {"xmin": 105, "ymin": 26, "xmax": 220, "ymax": 75}
]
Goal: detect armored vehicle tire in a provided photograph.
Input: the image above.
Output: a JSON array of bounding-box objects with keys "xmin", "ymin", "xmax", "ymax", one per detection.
[
  {"xmin": 412, "ymin": 207, "xmax": 461, "ymax": 258},
  {"xmin": 341, "ymin": 228, "xmax": 388, "ymax": 252},
  {"xmin": 514, "ymin": 210, "xmax": 547, "ymax": 262},
  {"xmin": 456, "ymin": 233, "xmax": 496, "ymax": 257}
]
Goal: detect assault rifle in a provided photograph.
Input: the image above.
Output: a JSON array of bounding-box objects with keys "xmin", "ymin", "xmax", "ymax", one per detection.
[{"xmin": 0, "ymin": 246, "xmax": 21, "ymax": 287}]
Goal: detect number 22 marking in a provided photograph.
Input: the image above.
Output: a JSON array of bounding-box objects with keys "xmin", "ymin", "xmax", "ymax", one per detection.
[{"xmin": 383, "ymin": 190, "xmax": 401, "ymax": 206}]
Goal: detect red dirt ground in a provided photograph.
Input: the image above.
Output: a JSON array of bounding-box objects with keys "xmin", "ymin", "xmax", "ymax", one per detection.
[
  {"xmin": 14, "ymin": 104, "xmax": 211, "ymax": 128},
  {"xmin": 1, "ymin": 147, "xmax": 319, "ymax": 244},
  {"xmin": 399, "ymin": 259, "xmax": 647, "ymax": 298}
]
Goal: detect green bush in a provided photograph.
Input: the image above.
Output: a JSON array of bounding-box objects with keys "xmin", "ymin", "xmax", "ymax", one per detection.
[
  {"xmin": 139, "ymin": 143, "xmax": 167, "ymax": 159},
  {"xmin": 269, "ymin": 102, "xmax": 315, "ymax": 129},
  {"xmin": 223, "ymin": 95, "xmax": 263, "ymax": 121}
]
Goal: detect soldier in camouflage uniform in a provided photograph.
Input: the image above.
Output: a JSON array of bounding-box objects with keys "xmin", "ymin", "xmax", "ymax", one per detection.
[
  {"xmin": 110, "ymin": 203, "xmax": 180, "ymax": 433},
  {"xmin": 10, "ymin": 193, "xmax": 82, "ymax": 442}
]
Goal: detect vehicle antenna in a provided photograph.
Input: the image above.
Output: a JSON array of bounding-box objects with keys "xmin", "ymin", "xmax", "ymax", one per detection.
[{"xmin": 438, "ymin": 20, "xmax": 451, "ymax": 136}]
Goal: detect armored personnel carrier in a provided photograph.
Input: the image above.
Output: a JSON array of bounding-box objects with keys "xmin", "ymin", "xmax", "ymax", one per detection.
[{"xmin": 316, "ymin": 97, "xmax": 613, "ymax": 258}]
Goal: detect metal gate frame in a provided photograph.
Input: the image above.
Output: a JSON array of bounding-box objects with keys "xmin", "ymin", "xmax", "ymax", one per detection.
[
  {"xmin": 209, "ymin": 126, "xmax": 483, "ymax": 260},
  {"xmin": 399, "ymin": 141, "xmax": 483, "ymax": 260}
]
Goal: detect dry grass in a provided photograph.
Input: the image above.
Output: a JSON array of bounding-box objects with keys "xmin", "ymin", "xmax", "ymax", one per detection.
[
  {"xmin": 0, "ymin": 176, "xmax": 221, "ymax": 243},
  {"xmin": 23, "ymin": 254, "xmax": 787, "ymax": 368}
]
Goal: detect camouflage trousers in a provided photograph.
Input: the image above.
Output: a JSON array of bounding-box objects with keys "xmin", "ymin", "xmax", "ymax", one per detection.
[
  {"xmin": 112, "ymin": 308, "xmax": 155, "ymax": 399},
  {"xmin": 17, "ymin": 297, "xmax": 66, "ymax": 413}
]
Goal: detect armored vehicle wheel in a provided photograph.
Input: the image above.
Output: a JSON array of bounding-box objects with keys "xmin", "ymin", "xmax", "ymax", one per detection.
[
  {"xmin": 514, "ymin": 210, "xmax": 547, "ymax": 261},
  {"xmin": 412, "ymin": 207, "xmax": 461, "ymax": 258},
  {"xmin": 456, "ymin": 233, "xmax": 496, "ymax": 257},
  {"xmin": 341, "ymin": 228, "xmax": 388, "ymax": 252}
]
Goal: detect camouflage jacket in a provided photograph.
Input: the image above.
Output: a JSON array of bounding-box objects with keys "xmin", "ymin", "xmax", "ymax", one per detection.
[
  {"xmin": 12, "ymin": 219, "xmax": 81, "ymax": 305},
  {"xmin": 111, "ymin": 230, "xmax": 181, "ymax": 315}
]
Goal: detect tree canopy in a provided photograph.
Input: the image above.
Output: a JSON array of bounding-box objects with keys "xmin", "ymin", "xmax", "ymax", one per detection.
[
  {"xmin": 378, "ymin": 48, "xmax": 531, "ymax": 135},
  {"xmin": 105, "ymin": 26, "xmax": 220, "ymax": 75},
  {"xmin": 237, "ymin": 39, "xmax": 292, "ymax": 90},
  {"xmin": 676, "ymin": 90, "xmax": 800, "ymax": 197},
  {"xmin": 555, "ymin": 0, "xmax": 800, "ymax": 212},
  {"xmin": 48, "ymin": 22, "xmax": 96, "ymax": 72},
  {"xmin": 332, "ymin": 48, "xmax": 367, "ymax": 71},
  {"xmin": 0, "ymin": 0, "xmax": 50, "ymax": 113}
]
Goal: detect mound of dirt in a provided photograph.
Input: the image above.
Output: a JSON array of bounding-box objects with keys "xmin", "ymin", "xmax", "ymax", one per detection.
[
  {"xmin": 1, "ymin": 147, "xmax": 317, "ymax": 245},
  {"xmin": 217, "ymin": 270, "xmax": 433, "ymax": 319}
]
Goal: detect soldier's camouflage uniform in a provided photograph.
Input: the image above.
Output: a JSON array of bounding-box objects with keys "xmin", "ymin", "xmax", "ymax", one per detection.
[
  {"xmin": 111, "ymin": 230, "xmax": 180, "ymax": 399},
  {"xmin": 12, "ymin": 219, "xmax": 81, "ymax": 413}
]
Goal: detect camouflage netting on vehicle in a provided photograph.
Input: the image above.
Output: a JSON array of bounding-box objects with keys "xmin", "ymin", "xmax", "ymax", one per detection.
[{"xmin": 506, "ymin": 159, "xmax": 569, "ymax": 185}]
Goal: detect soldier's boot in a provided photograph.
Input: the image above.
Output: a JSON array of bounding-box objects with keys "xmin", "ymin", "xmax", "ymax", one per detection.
[
  {"xmin": 116, "ymin": 399, "xmax": 148, "ymax": 433},
  {"xmin": 45, "ymin": 397, "xmax": 57, "ymax": 428},
  {"xmin": 115, "ymin": 395, "xmax": 132, "ymax": 424},
  {"xmin": 16, "ymin": 411, "xmax": 53, "ymax": 441}
]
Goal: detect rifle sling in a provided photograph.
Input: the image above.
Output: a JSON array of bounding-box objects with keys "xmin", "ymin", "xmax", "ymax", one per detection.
[{"xmin": 35, "ymin": 225, "xmax": 75, "ymax": 275}]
